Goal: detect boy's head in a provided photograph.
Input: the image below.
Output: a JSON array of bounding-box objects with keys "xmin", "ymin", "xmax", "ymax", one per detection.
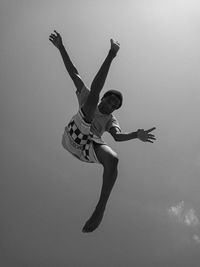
[{"xmin": 99, "ymin": 90, "xmax": 123, "ymax": 114}]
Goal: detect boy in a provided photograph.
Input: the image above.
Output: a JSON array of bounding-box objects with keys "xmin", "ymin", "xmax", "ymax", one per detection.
[{"xmin": 49, "ymin": 31, "xmax": 156, "ymax": 233}]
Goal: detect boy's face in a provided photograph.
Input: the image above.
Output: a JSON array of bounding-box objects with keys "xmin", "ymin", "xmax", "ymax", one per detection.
[{"xmin": 98, "ymin": 94, "xmax": 121, "ymax": 115}]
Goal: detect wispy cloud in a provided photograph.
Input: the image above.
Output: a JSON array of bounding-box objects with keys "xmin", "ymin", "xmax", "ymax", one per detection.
[
  {"xmin": 168, "ymin": 201, "xmax": 200, "ymax": 245},
  {"xmin": 193, "ymin": 234, "xmax": 200, "ymax": 244},
  {"xmin": 168, "ymin": 201, "xmax": 184, "ymax": 222},
  {"xmin": 184, "ymin": 208, "xmax": 199, "ymax": 227}
]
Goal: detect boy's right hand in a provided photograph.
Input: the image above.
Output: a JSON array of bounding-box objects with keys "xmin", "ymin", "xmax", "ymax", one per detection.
[
  {"xmin": 137, "ymin": 127, "xmax": 156, "ymax": 143},
  {"xmin": 49, "ymin": 30, "xmax": 63, "ymax": 49}
]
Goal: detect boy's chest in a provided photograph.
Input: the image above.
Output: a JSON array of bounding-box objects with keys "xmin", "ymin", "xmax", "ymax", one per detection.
[{"xmin": 91, "ymin": 113, "xmax": 110, "ymax": 135}]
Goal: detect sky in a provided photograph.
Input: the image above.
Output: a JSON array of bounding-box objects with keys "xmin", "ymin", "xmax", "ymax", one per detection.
[{"xmin": 1, "ymin": 0, "xmax": 200, "ymax": 266}]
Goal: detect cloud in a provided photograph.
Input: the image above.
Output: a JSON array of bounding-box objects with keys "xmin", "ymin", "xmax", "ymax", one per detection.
[
  {"xmin": 193, "ymin": 234, "xmax": 200, "ymax": 244},
  {"xmin": 184, "ymin": 208, "xmax": 199, "ymax": 227},
  {"xmin": 168, "ymin": 201, "xmax": 199, "ymax": 227},
  {"xmin": 168, "ymin": 201, "xmax": 200, "ymax": 245},
  {"xmin": 168, "ymin": 201, "xmax": 184, "ymax": 223}
]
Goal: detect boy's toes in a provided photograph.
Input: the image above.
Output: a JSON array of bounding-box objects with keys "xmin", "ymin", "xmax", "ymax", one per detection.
[
  {"xmin": 110, "ymin": 38, "xmax": 120, "ymax": 53},
  {"xmin": 82, "ymin": 222, "xmax": 95, "ymax": 233}
]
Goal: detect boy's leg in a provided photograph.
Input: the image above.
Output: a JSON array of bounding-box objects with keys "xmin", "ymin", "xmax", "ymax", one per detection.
[
  {"xmin": 82, "ymin": 49, "xmax": 117, "ymax": 123},
  {"xmin": 82, "ymin": 144, "xmax": 118, "ymax": 233}
]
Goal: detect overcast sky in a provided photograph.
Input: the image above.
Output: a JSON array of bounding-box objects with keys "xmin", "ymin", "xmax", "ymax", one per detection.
[{"xmin": 1, "ymin": 0, "xmax": 200, "ymax": 266}]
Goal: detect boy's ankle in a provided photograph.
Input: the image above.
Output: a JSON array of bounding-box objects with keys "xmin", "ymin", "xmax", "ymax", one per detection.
[
  {"xmin": 95, "ymin": 203, "xmax": 106, "ymax": 212},
  {"xmin": 108, "ymin": 49, "xmax": 117, "ymax": 58}
]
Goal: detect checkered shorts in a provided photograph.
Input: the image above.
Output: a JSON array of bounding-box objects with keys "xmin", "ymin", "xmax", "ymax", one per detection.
[
  {"xmin": 67, "ymin": 119, "xmax": 93, "ymax": 161},
  {"xmin": 62, "ymin": 109, "xmax": 104, "ymax": 163}
]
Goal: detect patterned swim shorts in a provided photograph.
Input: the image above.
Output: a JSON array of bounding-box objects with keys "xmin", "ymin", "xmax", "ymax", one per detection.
[{"xmin": 62, "ymin": 109, "xmax": 104, "ymax": 163}]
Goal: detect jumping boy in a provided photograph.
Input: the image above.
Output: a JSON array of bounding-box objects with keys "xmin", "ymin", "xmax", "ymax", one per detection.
[{"xmin": 49, "ymin": 31, "xmax": 156, "ymax": 233}]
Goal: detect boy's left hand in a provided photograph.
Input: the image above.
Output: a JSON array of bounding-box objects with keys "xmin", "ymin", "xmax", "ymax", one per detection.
[
  {"xmin": 49, "ymin": 30, "xmax": 63, "ymax": 49},
  {"xmin": 137, "ymin": 127, "xmax": 156, "ymax": 143}
]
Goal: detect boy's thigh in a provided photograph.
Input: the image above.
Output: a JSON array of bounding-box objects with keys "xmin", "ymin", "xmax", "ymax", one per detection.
[
  {"xmin": 93, "ymin": 143, "xmax": 118, "ymax": 166},
  {"xmin": 81, "ymin": 92, "xmax": 100, "ymax": 123}
]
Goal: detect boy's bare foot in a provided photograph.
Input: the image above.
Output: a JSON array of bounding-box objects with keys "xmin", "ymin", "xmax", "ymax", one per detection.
[
  {"xmin": 82, "ymin": 207, "xmax": 105, "ymax": 233},
  {"xmin": 110, "ymin": 39, "xmax": 120, "ymax": 52},
  {"xmin": 110, "ymin": 38, "xmax": 120, "ymax": 54}
]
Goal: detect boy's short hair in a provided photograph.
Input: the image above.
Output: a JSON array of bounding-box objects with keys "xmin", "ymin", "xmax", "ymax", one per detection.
[{"xmin": 101, "ymin": 90, "xmax": 123, "ymax": 109}]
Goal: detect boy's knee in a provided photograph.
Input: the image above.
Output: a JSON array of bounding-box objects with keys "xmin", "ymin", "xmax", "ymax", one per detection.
[
  {"xmin": 94, "ymin": 144, "xmax": 118, "ymax": 169},
  {"xmin": 112, "ymin": 154, "xmax": 119, "ymax": 166},
  {"xmin": 105, "ymin": 153, "xmax": 119, "ymax": 169}
]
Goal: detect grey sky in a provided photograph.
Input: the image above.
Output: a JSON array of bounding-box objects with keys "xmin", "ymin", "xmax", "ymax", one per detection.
[{"xmin": 1, "ymin": 0, "xmax": 200, "ymax": 266}]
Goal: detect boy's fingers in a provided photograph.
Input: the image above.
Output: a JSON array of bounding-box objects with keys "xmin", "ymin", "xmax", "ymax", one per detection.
[
  {"xmin": 146, "ymin": 127, "xmax": 156, "ymax": 133},
  {"xmin": 49, "ymin": 36, "xmax": 55, "ymax": 41},
  {"xmin": 148, "ymin": 135, "xmax": 156, "ymax": 138},
  {"xmin": 149, "ymin": 136, "xmax": 156, "ymax": 139},
  {"xmin": 146, "ymin": 140, "xmax": 154, "ymax": 143},
  {"xmin": 54, "ymin": 30, "xmax": 60, "ymax": 37}
]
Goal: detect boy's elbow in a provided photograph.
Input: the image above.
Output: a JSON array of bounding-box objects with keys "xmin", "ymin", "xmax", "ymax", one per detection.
[
  {"xmin": 113, "ymin": 133, "xmax": 121, "ymax": 142},
  {"xmin": 110, "ymin": 127, "xmax": 122, "ymax": 142}
]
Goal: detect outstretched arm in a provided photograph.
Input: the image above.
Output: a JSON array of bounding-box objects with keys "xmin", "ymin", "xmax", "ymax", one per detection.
[
  {"xmin": 110, "ymin": 127, "xmax": 156, "ymax": 143},
  {"xmin": 49, "ymin": 30, "xmax": 84, "ymax": 92}
]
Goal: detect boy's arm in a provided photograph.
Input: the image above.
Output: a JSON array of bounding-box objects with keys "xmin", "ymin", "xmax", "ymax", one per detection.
[
  {"xmin": 49, "ymin": 30, "xmax": 84, "ymax": 93},
  {"xmin": 110, "ymin": 127, "xmax": 156, "ymax": 143}
]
